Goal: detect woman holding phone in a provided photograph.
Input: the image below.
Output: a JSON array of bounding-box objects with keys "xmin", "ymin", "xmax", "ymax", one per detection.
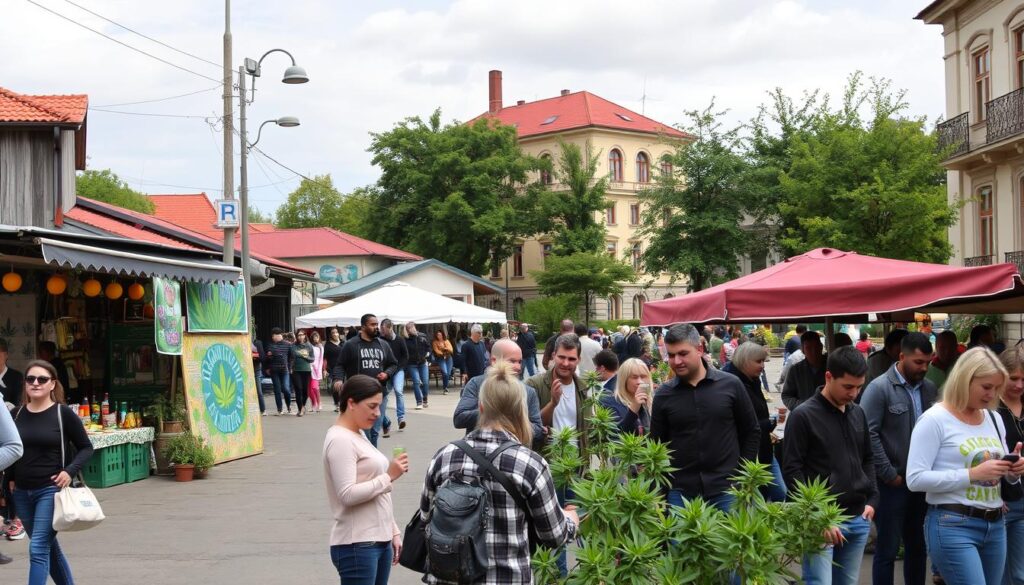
[
  {"xmin": 599, "ymin": 358, "xmax": 652, "ymax": 436},
  {"xmin": 907, "ymin": 347, "xmax": 1024, "ymax": 585},
  {"xmin": 999, "ymin": 347, "xmax": 1024, "ymax": 585},
  {"xmin": 9, "ymin": 359, "xmax": 93, "ymax": 585},
  {"xmin": 323, "ymin": 374, "xmax": 409, "ymax": 585}
]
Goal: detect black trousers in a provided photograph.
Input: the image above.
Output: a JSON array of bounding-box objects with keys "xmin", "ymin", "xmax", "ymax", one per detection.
[{"xmin": 293, "ymin": 371, "xmax": 311, "ymax": 411}]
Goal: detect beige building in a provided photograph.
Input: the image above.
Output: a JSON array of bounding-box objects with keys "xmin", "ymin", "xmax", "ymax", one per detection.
[
  {"xmin": 473, "ymin": 71, "xmax": 698, "ymax": 321},
  {"xmin": 919, "ymin": 0, "xmax": 1024, "ymax": 338}
]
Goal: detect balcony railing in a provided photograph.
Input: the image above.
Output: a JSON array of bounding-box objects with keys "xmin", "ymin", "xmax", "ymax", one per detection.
[
  {"xmin": 964, "ymin": 254, "xmax": 995, "ymax": 267},
  {"xmin": 987, "ymin": 87, "xmax": 1024, "ymax": 144},
  {"xmin": 937, "ymin": 112, "xmax": 969, "ymax": 159},
  {"xmin": 1006, "ymin": 250, "xmax": 1024, "ymax": 274}
]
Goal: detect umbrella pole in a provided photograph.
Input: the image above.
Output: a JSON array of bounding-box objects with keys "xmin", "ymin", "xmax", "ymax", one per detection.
[{"xmin": 824, "ymin": 317, "xmax": 834, "ymax": 353}]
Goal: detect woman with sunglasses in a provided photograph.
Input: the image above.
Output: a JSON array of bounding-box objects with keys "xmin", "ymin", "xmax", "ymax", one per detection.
[{"xmin": 8, "ymin": 360, "xmax": 93, "ymax": 585}]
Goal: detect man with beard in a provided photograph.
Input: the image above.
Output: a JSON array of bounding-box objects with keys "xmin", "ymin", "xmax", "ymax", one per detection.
[
  {"xmin": 860, "ymin": 332, "xmax": 938, "ymax": 585},
  {"xmin": 336, "ymin": 313, "xmax": 398, "ymax": 447}
]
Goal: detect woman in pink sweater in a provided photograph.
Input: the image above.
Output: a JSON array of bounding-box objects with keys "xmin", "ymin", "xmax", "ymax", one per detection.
[{"xmin": 323, "ymin": 374, "xmax": 410, "ymax": 584}]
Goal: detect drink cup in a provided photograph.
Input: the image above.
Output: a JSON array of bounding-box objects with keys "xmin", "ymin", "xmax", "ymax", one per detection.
[{"xmin": 393, "ymin": 446, "xmax": 406, "ymax": 458}]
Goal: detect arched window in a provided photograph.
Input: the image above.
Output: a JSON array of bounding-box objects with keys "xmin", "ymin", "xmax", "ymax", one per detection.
[
  {"xmin": 632, "ymin": 294, "xmax": 646, "ymax": 319},
  {"xmin": 513, "ymin": 297, "xmax": 525, "ymax": 321},
  {"xmin": 660, "ymin": 159, "xmax": 673, "ymax": 177},
  {"xmin": 540, "ymin": 154, "xmax": 553, "ymax": 185},
  {"xmin": 608, "ymin": 149, "xmax": 624, "ymax": 182},
  {"xmin": 631, "ymin": 242, "xmax": 642, "ymax": 271},
  {"xmin": 491, "ymin": 299, "xmax": 503, "ymax": 312},
  {"xmin": 636, "ymin": 152, "xmax": 650, "ymax": 183}
]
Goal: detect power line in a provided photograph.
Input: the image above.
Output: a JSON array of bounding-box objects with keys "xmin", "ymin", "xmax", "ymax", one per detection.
[
  {"xmin": 92, "ymin": 85, "xmax": 220, "ymax": 108},
  {"xmin": 60, "ymin": 0, "xmax": 221, "ymax": 69},
  {"xmin": 90, "ymin": 107, "xmax": 213, "ymax": 120},
  {"xmin": 26, "ymin": 0, "xmax": 223, "ymax": 83}
]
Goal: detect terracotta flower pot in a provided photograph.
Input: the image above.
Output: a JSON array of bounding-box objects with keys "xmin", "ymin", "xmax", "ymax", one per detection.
[
  {"xmin": 174, "ymin": 464, "xmax": 195, "ymax": 482},
  {"xmin": 163, "ymin": 421, "xmax": 184, "ymax": 433}
]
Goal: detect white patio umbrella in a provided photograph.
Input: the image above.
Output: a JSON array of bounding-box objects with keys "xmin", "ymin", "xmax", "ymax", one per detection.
[{"xmin": 295, "ymin": 281, "xmax": 507, "ymax": 327}]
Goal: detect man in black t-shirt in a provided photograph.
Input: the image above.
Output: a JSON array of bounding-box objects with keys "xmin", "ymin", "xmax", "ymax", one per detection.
[{"xmin": 337, "ymin": 314, "xmax": 397, "ymax": 447}]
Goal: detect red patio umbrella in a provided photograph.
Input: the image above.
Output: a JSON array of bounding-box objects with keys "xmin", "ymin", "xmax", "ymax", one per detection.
[{"xmin": 641, "ymin": 248, "xmax": 1024, "ymax": 326}]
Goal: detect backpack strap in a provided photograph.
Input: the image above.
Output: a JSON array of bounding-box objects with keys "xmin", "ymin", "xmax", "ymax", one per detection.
[{"xmin": 453, "ymin": 440, "xmax": 530, "ymax": 514}]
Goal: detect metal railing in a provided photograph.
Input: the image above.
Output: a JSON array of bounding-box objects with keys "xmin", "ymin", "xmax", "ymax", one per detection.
[
  {"xmin": 937, "ymin": 112, "xmax": 969, "ymax": 158},
  {"xmin": 1006, "ymin": 250, "xmax": 1024, "ymax": 274},
  {"xmin": 987, "ymin": 88, "xmax": 1024, "ymax": 144},
  {"xmin": 964, "ymin": 254, "xmax": 995, "ymax": 267}
]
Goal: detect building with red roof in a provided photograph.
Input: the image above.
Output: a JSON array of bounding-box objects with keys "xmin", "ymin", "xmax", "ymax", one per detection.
[{"xmin": 148, "ymin": 194, "xmax": 220, "ymax": 236}]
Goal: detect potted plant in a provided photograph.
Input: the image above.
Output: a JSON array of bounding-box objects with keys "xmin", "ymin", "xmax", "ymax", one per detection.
[
  {"xmin": 193, "ymin": 436, "xmax": 215, "ymax": 479},
  {"xmin": 162, "ymin": 431, "xmax": 199, "ymax": 482}
]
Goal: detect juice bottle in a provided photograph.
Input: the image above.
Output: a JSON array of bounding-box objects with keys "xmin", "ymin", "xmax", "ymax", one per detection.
[{"xmin": 91, "ymin": 394, "xmax": 100, "ymax": 424}]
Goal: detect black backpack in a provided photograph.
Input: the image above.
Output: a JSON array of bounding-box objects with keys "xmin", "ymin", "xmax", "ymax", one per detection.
[{"xmin": 426, "ymin": 440, "xmax": 529, "ymax": 583}]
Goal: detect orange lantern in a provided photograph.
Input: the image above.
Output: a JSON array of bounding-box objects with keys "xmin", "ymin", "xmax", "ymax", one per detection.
[
  {"xmin": 46, "ymin": 274, "xmax": 67, "ymax": 295},
  {"xmin": 143, "ymin": 303, "xmax": 155, "ymax": 319},
  {"xmin": 128, "ymin": 283, "xmax": 145, "ymax": 301},
  {"xmin": 105, "ymin": 282, "xmax": 123, "ymax": 300},
  {"xmin": 2, "ymin": 271, "xmax": 21, "ymax": 293},
  {"xmin": 82, "ymin": 278, "xmax": 102, "ymax": 297}
]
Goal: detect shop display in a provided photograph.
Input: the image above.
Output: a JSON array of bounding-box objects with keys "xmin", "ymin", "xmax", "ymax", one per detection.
[{"xmin": 153, "ymin": 277, "xmax": 183, "ymax": 355}]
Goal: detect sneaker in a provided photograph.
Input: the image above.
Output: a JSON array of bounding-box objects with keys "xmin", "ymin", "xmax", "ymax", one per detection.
[
  {"xmin": 443, "ymin": 389, "xmax": 449, "ymax": 395},
  {"xmin": 5, "ymin": 519, "xmax": 25, "ymax": 540},
  {"xmin": 275, "ymin": 411, "xmax": 282, "ymax": 416},
  {"xmin": 262, "ymin": 411, "xmax": 267, "ymax": 417},
  {"xmin": 415, "ymin": 404, "xmax": 423, "ymax": 410},
  {"xmin": 0, "ymin": 551, "xmax": 11, "ymax": 565},
  {"xmin": 334, "ymin": 406, "xmax": 340, "ymax": 412},
  {"xmin": 382, "ymin": 429, "xmax": 391, "ymax": 439},
  {"xmin": 423, "ymin": 401, "xmax": 429, "ymax": 409},
  {"xmin": 399, "ymin": 419, "xmax": 406, "ymax": 430}
]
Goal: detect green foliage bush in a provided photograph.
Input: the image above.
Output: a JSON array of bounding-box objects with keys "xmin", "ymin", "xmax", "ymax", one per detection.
[
  {"xmin": 520, "ymin": 295, "xmax": 577, "ymax": 338},
  {"xmin": 951, "ymin": 314, "xmax": 1000, "ymax": 343},
  {"xmin": 589, "ymin": 319, "xmax": 640, "ymax": 333},
  {"xmin": 533, "ymin": 372, "xmax": 846, "ymax": 584}
]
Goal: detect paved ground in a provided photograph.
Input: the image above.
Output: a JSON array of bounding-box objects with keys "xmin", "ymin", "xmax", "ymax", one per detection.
[{"xmin": 0, "ymin": 354, "xmax": 902, "ymax": 584}]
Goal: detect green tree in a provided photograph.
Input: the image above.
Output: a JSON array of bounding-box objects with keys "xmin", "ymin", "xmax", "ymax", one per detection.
[
  {"xmin": 367, "ymin": 109, "xmax": 547, "ymax": 274},
  {"xmin": 75, "ymin": 169, "xmax": 155, "ymax": 214},
  {"xmin": 274, "ymin": 175, "xmax": 375, "ymax": 238},
  {"xmin": 637, "ymin": 103, "xmax": 752, "ymax": 291},
  {"xmin": 749, "ymin": 73, "xmax": 955, "ymax": 263},
  {"xmin": 539, "ymin": 141, "xmax": 608, "ymax": 256},
  {"xmin": 248, "ymin": 205, "xmax": 272, "ymax": 224},
  {"xmin": 532, "ymin": 252, "xmax": 635, "ymax": 324},
  {"xmin": 519, "ymin": 294, "xmax": 577, "ymax": 338}
]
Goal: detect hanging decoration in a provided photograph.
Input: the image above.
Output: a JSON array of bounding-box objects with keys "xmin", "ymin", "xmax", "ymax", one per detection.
[
  {"xmin": 82, "ymin": 278, "xmax": 102, "ymax": 297},
  {"xmin": 128, "ymin": 282, "xmax": 145, "ymax": 301},
  {"xmin": 2, "ymin": 270, "xmax": 22, "ymax": 293},
  {"xmin": 46, "ymin": 274, "xmax": 67, "ymax": 295},
  {"xmin": 105, "ymin": 282, "xmax": 124, "ymax": 300}
]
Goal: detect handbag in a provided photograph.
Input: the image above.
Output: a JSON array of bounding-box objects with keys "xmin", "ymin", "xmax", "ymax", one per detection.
[
  {"xmin": 52, "ymin": 404, "xmax": 104, "ymax": 532},
  {"xmin": 398, "ymin": 508, "xmax": 429, "ymax": 573}
]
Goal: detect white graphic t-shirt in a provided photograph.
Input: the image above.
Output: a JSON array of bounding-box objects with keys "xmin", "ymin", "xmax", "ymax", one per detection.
[
  {"xmin": 553, "ymin": 381, "xmax": 578, "ymax": 445},
  {"xmin": 906, "ymin": 404, "xmax": 1013, "ymax": 509}
]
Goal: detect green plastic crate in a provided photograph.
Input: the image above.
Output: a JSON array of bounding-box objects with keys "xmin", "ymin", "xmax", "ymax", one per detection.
[
  {"xmin": 124, "ymin": 442, "xmax": 151, "ymax": 482},
  {"xmin": 82, "ymin": 444, "xmax": 126, "ymax": 488}
]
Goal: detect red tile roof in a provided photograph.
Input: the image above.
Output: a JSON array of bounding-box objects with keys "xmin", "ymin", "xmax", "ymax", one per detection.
[
  {"xmin": 69, "ymin": 197, "xmax": 313, "ymax": 275},
  {"xmin": 149, "ymin": 194, "xmax": 218, "ymax": 235},
  {"xmin": 250, "ymin": 223, "xmax": 277, "ymax": 233},
  {"xmin": 65, "ymin": 206, "xmax": 206, "ymax": 251},
  {"xmin": 249, "ymin": 227, "xmax": 421, "ymax": 261},
  {"xmin": 0, "ymin": 88, "xmax": 88, "ymax": 124},
  {"xmin": 470, "ymin": 91, "xmax": 689, "ymax": 140}
]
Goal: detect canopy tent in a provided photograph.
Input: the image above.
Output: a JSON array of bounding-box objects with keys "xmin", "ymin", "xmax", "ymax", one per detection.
[
  {"xmin": 295, "ymin": 281, "xmax": 507, "ymax": 328},
  {"xmin": 641, "ymin": 248, "xmax": 1024, "ymax": 327}
]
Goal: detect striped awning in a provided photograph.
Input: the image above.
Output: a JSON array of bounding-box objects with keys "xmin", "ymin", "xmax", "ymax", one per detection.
[{"xmin": 40, "ymin": 237, "xmax": 240, "ymax": 283}]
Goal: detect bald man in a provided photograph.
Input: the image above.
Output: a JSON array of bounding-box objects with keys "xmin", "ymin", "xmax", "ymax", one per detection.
[{"xmin": 453, "ymin": 338, "xmax": 545, "ymax": 448}]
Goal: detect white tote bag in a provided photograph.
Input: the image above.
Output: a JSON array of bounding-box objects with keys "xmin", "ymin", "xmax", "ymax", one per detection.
[{"xmin": 52, "ymin": 405, "xmax": 104, "ymax": 532}]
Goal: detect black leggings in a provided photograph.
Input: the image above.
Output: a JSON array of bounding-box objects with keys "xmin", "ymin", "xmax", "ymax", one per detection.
[{"xmin": 293, "ymin": 371, "xmax": 311, "ymax": 411}]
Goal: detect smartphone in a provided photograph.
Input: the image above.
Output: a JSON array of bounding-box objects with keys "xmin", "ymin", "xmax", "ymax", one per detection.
[{"xmin": 1003, "ymin": 454, "xmax": 1020, "ymax": 464}]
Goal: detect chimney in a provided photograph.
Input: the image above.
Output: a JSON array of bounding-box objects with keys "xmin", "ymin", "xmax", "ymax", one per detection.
[
  {"xmin": 488, "ymin": 70, "xmax": 503, "ymax": 113},
  {"xmin": 560, "ymin": 89, "xmax": 570, "ymax": 96}
]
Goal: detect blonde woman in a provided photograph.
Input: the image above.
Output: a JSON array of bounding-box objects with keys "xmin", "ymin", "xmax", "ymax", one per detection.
[
  {"xmin": 599, "ymin": 357, "xmax": 652, "ymax": 435},
  {"xmin": 419, "ymin": 361, "xmax": 579, "ymax": 584},
  {"xmin": 998, "ymin": 347, "xmax": 1024, "ymax": 585},
  {"xmin": 907, "ymin": 347, "xmax": 1024, "ymax": 585}
]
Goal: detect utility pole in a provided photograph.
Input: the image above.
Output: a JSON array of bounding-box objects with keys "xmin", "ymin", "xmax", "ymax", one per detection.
[
  {"xmin": 238, "ymin": 65, "xmax": 252, "ymax": 330},
  {"xmin": 222, "ymin": 0, "xmax": 236, "ymax": 265}
]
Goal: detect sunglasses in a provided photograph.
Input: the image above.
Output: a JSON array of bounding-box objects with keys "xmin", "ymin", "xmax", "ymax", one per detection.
[{"xmin": 25, "ymin": 375, "xmax": 52, "ymax": 385}]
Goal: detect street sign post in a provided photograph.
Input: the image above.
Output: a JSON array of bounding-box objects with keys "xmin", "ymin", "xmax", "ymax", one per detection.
[{"xmin": 215, "ymin": 199, "xmax": 240, "ymax": 229}]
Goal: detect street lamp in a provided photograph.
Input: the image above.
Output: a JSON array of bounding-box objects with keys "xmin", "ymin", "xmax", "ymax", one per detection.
[{"xmin": 237, "ymin": 49, "xmax": 309, "ymax": 332}]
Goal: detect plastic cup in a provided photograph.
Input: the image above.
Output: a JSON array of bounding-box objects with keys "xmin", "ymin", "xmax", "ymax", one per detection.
[{"xmin": 393, "ymin": 446, "xmax": 406, "ymax": 458}]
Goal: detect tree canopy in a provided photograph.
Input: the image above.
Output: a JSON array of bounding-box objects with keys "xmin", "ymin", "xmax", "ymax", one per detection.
[
  {"xmin": 532, "ymin": 252, "xmax": 635, "ymax": 323},
  {"xmin": 367, "ymin": 109, "xmax": 547, "ymax": 274},
  {"xmin": 248, "ymin": 205, "xmax": 272, "ymax": 224},
  {"xmin": 76, "ymin": 169, "xmax": 155, "ymax": 214},
  {"xmin": 637, "ymin": 103, "xmax": 753, "ymax": 291},
  {"xmin": 274, "ymin": 175, "xmax": 374, "ymax": 239},
  {"xmin": 539, "ymin": 141, "xmax": 608, "ymax": 256}
]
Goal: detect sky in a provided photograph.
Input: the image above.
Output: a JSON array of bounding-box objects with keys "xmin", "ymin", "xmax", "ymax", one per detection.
[{"xmin": 2, "ymin": 0, "xmax": 945, "ymax": 218}]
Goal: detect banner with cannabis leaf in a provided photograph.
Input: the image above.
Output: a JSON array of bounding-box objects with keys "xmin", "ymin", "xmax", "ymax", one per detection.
[
  {"xmin": 184, "ymin": 280, "xmax": 247, "ymax": 333},
  {"xmin": 181, "ymin": 333, "xmax": 263, "ymax": 463}
]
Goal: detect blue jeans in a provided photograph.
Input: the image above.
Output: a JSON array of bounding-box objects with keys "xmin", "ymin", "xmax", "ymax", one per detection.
[
  {"xmin": 407, "ymin": 363, "xmax": 429, "ymax": 405},
  {"xmin": 926, "ymin": 507, "xmax": 1006, "ymax": 585},
  {"xmin": 761, "ymin": 457, "xmax": 787, "ymax": 502},
  {"xmin": 437, "ymin": 356, "xmax": 453, "ymax": 390},
  {"xmin": 801, "ymin": 514, "xmax": 871, "ymax": 585},
  {"xmin": 873, "ymin": 482, "xmax": 928, "ymax": 585},
  {"xmin": 522, "ymin": 354, "xmax": 537, "ymax": 378},
  {"xmin": 13, "ymin": 485, "xmax": 74, "ymax": 585},
  {"xmin": 555, "ymin": 485, "xmax": 576, "ymax": 576},
  {"xmin": 254, "ymin": 368, "xmax": 266, "ymax": 414},
  {"xmin": 269, "ymin": 369, "xmax": 292, "ymax": 412},
  {"xmin": 383, "ymin": 369, "xmax": 406, "ymax": 425},
  {"xmin": 1005, "ymin": 498, "xmax": 1024, "ymax": 585},
  {"xmin": 667, "ymin": 489, "xmax": 735, "ymax": 513},
  {"xmin": 330, "ymin": 541, "xmax": 392, "ymax": 585}
]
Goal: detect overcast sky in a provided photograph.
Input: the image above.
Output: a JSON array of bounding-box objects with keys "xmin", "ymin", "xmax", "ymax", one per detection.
[{"xmin": 3, "ymin": 0, "xmax": 944, "ymax": 217}]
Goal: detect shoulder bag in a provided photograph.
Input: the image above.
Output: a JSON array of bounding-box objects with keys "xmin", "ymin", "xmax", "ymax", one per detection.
[{"xmin": 52, "ymin": 404, "xmax": 104, "ymax": 532}]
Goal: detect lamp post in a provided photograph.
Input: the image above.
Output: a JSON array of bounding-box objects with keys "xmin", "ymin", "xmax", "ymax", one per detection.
[{"xmin": 237, "ymin": 49, "xmax": 308, "ymax": 330}]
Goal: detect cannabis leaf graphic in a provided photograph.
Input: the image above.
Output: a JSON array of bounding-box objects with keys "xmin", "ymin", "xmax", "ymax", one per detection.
[{"xmin": 212, "ymin": 364, "xmax": 237, "ymax": 409}]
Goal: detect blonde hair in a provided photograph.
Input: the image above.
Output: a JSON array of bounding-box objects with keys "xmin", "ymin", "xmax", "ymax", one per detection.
[
  {"xmin": 943, "ymin": 346, "xmax": 1008, "ymax": 411},
  {"xmin": 999, "ymin": 346, "xmax": 1024, "ymax": 401},
  {"xmin": 732, "ymin": 341, "xmax": 768, "ymax": 375},
  {"xmin": 614, "ymin": 358, "xmax": 651, "ymax": 407},
  {"xmin": 478, "ymin": 360, "xmax": 533, "ymax": 447}
]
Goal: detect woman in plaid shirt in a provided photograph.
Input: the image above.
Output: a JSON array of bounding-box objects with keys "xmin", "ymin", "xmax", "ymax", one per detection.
[{"xmin": 419, "ymin": 361, "xmax": 579, "ymax": 584}]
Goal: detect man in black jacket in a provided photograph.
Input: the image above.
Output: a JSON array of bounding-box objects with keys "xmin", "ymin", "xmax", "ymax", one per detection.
[
  {"xmin": 379, "ymin": 319, "xmax": 408, "ymax": 438},
  {"xmin": 515, "ymin": 323, "xmax": 537, "ymax": 378},
  {"xmin": 0, "ymin": 340, "xmax": 23, "ymax": 409},
  {"xmin": 783, "ymin": 346, "xmax": 877, "ymax": 585},
  {"xmin": 337, "ymin": 314, "xmax": 397, "ymax": 447},
  {"xmin": 265, "ymin": 327, "xmax": 295, "ymax": 415}
]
